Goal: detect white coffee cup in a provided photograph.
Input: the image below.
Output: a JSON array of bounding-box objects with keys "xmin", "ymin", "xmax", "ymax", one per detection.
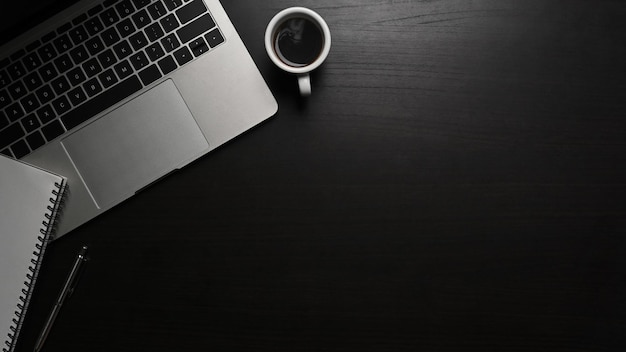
[{"xmin": 265, "ymin": 7, "xmax": 331, "ymax": 97}]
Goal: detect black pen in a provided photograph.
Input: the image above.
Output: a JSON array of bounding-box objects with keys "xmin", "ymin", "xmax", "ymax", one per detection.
[{"xmin": 33, "ymin": 246, "xmax": 88, "ymax": 352}]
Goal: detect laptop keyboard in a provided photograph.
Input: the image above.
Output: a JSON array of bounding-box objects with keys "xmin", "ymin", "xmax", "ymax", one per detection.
[{"xmin": 0, "ymin": 0, "xmax": 224, "ymax": 159}]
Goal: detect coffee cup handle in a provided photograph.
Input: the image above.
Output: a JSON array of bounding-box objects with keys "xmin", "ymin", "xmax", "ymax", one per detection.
[{"xmin": 297, "ymin": 74, "xmax": 311, "ymax": 97}]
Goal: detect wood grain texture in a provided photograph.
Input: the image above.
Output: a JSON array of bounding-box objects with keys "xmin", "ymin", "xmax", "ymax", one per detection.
[{"xmin": 14, "ymin": 1, "xmax": 626, "ymax": 351}]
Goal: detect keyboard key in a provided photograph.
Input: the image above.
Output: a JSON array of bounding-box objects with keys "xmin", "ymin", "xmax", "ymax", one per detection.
[
  {"xmin": 51, "ymin": 76, "xmax": 71, "ymax": 95},
  {"xmin": 113, "ymin": 40, "xmax": 133, "ymax": 59},
  {"xmin": 85, "ymin": 17, "xmax": 105, "ymax": 36},
  {"xmin": 0, "ymin": 149, "xmax": 12, "ymax": 157},
  {"xmin": 130, "ymin": 51, "xmax": 149, "ymax": 70},
  {"xmin": 41, "ymin": 120, "xmax": 65, "ymax": 142},
  {"xmin": 23, "ymin": 52, "xmax": 42, "ymax": 70},
  {"xmin": 7, "ymin": 61, "xmax": 26, "ymax": 81},
  {"xmin": 83, "ymin": 58, "xmax": 103, "ymax": 77},
  {"xmin": 21, "ymin": 94, "xmax": 40, "ymax": 113},
  {"xmin": 26, "ymin": 130, "xmax": 46, "ymax": 152},
  {"xmin": 57, "ymin": 22, "xmax": 72, "ymax": 34},
  {"xmin": 0, "ymin": 123, "xmax": 25, "ymax": 149},
  {"xmin": 132, "ymin": 9, "xmax": 151, "ymax": 29},
  {"xmin": 54, "ymin": 54, "xmax": 74, "ymax": 73},
  {"xmin": 67, "ymin": 67, "xmax": 87, "ymax": 86},
  {"xmin": 39, "ymin": 63, "xmax": 59, "ymax": 81},
  {"xmin": 173, "ymin": 46, "xmax": 192, "ymax": 66},
  {"xmin": 53, "ymin": 34, "xmax": 73, "ymax": 54},
  {"xmin": 61, "ymin": 75, "xmax": 142, "ymax": 130},
  {"xmin": 37, "ymin": 104, "xmax": 57, "ymax": 124},
  {"xmin": 161, "ymin": 33, "xmax": 180, "ymax": 52},
  {"xmin": 85, "ymin": 36, "xmax": 106, "ymax": 55},
  {"xmin": 24, "ymin": 72, "xmax": 43, "ymax": 91},
  {"xmin": 157, "ymin": 55, "xmax": 177, "ymax": 75},
  {"xmin": 8, "ymin": 81, "xmax": 27, "ymax": 100},
  {"xmin": 68, "ymin": 86, "xmax": 88, "ymax": 106},
  {"xmin": 117, "ymin": 18, "xmax": 136, "ymax": 37},
  {"xmin": 144, "ymin": 22, "xmax": 165, "ymax": 42},
  {"xmin": 145, "ymin": 42, "xmax": 165, "ymax": 61},
  {"xmin": 160, "ymin": 14, "xmax": 180, "ymax": 33},
  {"xmin": 116, "ymin": 0, "xmax": 136, "ymax": 18},
  {"xmin": 70, "ymin": 45, "xmax": 89, "ymax": 65},
  {"xmin": 138, "ymin": 64, "xmax": 161, "ymax": 85},
  {"xmin": 69, "ymin": 25, "xmax": 89, "ymax": 45},
  {"xmin": 189, "ymin": 37, "xmax": 209, "ymax": 57},
  {"xmin": 26, "ymin": 40, "xmax": 42, "ymax": 52},
  {"xmin": 163, "ymin": 0, "xmax": 183, "ymax": 11},
  {"xmin": 102, "ymin": 27, "xmax": 121, "ymax": 46},
  {"xmin": 10, "ymin": 140, "xmax": 30, "ymax": 159},
  {"xmin": 88, "ymin": 4, "xmax": 104, "ymax": 16},
  {"xmin": 129, "ymin": 31, "xmax": 149, "ymax": 50},
  {"xmin": 176, "ymin": 0, "xmax": 206, "ymax": 24},
  {"xmin": 51, "ymin": 96, "xmax": 71, "ymax": 115},
  {"xmin": 114, "ymin": 60, "xmax": 133, "ymax": 79},
  {"xmin": 132, "ymin": 0, "xmax": 152, "ymax": 9},
  {"xmin": 38, "ymin": 43, "xmax": 57, "ymax": 62},
  {"xmin": 83, "ymin": 78, "xmax": 103, "ymax": 97},
  {"xmin": 6, "ymin": 103, "xmax": 25, "ymax": 122},
  {"xmin": 41, "ymin": 31, "xmax": 57, "ymax": 43},
  {"xmin": 148, "ymin": 1, "xmax": 167, "ymax": 20},
  {"xmin": 98, "ymin": 49, "xmax": 118, "ymax": 69},
  {"xmin": 72, "ymin": 13, "xmax": 88, "ymax": 26},
  {"xmin": 98, "ymin": 69, "xmax": 119, "ymax": 88},
  {"xmin": 0, "ymin": 89, "xmax": 10, "ymax": 109},
  {"xmin": 101, "ymin": 7, "xmax": 120, "ymax": 27},
  {"xmin": 0, "ymin": 111, "xmax": 7, "ymax": 130},
  {"xmin": 36, "ymin": 85, "xmax": 56, "ymax": 105},
  {"xmin": 21, "ymin": 114, "xmax": 41, "ymax": 133},
  {"xmin": 0, "ymin": 70, "xmax": 9, "ymax": 88},
  {"xmin": 176, "ymin": 13, "xmax": 215, "ymax": 44}
]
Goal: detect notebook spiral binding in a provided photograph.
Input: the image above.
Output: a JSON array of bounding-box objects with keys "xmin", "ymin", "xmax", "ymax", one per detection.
[{"xmin": 3, "ymin": 181, "xmax": 67, "ymax": 352}]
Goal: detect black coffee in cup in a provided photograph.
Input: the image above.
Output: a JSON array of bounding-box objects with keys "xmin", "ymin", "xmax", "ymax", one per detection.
[
  {"xmin": 273, "ymin": 17, "xmax": 324, "ymax": 67},
  {"xmin": 265, "ymin": 7, "xmax": 331, "ymax": 96}
]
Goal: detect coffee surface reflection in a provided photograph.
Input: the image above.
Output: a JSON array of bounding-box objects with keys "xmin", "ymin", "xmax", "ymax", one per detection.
[{"xmin": 274, "ymin": 17, "xmax": 324, "ymax": 67}]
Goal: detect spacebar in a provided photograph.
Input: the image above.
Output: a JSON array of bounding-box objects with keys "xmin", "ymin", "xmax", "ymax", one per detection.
[{"xmin": 61, "ymin": 76, "xmax": 142, "ymax": 131}]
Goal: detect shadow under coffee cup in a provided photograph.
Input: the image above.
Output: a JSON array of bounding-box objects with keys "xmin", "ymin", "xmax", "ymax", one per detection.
[{"xmin": 265, "ymin": 7, "xmax": 331, "ymax": 97}]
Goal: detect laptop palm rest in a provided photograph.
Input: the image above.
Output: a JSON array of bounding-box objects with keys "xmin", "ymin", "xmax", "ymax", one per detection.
[{"xmin": 61, "ymin": 79, "xmax": 209, "ymax": 209}]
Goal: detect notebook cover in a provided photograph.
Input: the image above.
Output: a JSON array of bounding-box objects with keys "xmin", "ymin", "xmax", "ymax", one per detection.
[{"xmin": 0, "ymin": 155, "xmax": 67, "ymax": 352}]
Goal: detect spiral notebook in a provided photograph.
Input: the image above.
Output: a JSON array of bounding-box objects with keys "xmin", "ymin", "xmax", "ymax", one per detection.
[{"xmin": 0, "ymin": 155, "xmax": 67, "ymax": 352}]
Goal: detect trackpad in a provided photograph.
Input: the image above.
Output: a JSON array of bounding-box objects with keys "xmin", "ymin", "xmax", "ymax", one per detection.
[{"xmin": 61, "ymin": 79, "xmax": 209, "ymax": 209}]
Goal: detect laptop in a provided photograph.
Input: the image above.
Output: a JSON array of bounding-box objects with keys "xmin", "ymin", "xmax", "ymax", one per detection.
[{"xmin": 0, "ymin": 0, "xmax": 278, "ymax": 238}]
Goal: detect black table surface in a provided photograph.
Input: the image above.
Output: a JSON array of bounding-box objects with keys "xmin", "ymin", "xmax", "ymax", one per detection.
[{"xmin": 14, "ymin": 1, "xmax": 626, "ymax": 351}]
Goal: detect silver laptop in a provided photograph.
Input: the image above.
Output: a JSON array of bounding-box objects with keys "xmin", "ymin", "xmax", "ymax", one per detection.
[{"xmin": 0, "ymin": 0, "xmax": 277, "ymax": 238}]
